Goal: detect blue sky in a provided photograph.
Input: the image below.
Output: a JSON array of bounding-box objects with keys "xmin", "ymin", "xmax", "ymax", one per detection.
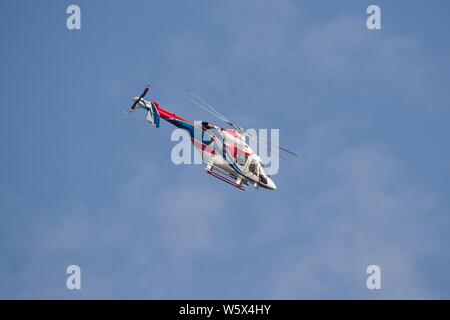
[{"xmin": 1, "ymin": 0, "xmax": 450, "ymax": 299}]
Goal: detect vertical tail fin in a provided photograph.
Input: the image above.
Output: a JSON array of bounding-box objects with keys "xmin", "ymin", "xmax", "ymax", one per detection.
[{"xmin": 146, "ymin": 101, "xmax": 160, "ymax": 128}]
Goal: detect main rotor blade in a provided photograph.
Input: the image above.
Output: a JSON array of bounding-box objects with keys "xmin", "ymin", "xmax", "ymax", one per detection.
[
  {"xmin": 189, "ymin": 98, "xmax": 229, "ymax": 123},
  {"xmin": 246, "ymin": 131, "xmax": 298, "ymax": 157},
  {"xmin": 189, "ymin": 90, "xmax": 229, "ymax": 121},
  {"xmin": 246, "ymin": 133, "xmax": 295, "ymax": 164},
  {"xmin": 188, "ymin": 90, "xmax": 298, "ymax": 159},
  {"xmin": 189, "ymin": 90, "xmax": 243, "ymax": 130}
]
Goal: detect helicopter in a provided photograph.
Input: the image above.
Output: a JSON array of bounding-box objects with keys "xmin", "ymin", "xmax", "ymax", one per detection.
[{"xmin": 125, "ymin": 86, "xmax": 297, "ymax": 191}]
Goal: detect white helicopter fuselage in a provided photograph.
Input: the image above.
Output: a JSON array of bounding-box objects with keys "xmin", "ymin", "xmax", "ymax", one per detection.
[
  {"xmin": 200, "ymin": 128, "xmax": 276, "ymax": 190},
  {"xmin": 129, "ymin": 89, "xmax": 283, "ymax": 191}
]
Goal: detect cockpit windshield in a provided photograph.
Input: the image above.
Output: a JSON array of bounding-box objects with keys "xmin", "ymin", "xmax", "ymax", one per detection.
[
  {"xmin": 249, "ymin": 160, "xmax": 259, "ymax": 175},
  {"xmin": 259, "ymin": 162, "xmax": 269, "ymax": 177},
  {"xmin": 248, "ymin": 160, "xmax": 270, "ymax": 184}
]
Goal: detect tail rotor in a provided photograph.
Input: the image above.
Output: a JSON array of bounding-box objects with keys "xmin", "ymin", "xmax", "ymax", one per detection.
[{"xmin": 124, "ymin": 85, "xmax": 150, "ymax": 114}]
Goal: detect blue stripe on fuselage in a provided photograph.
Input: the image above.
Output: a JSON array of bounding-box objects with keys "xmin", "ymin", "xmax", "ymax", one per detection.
[
  {"xmin": 164, "ymin": 118, "xmax": 248, "ymax": 179},
  {"xmin": 165, "ymin": 118, "xmax": 195, "ymax": 137}
]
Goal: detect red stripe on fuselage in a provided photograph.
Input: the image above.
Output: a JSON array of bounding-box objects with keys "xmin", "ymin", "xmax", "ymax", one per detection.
[
  {"xmin": 151, "ymin": 100, "xmax": 223, "ymax": 157},
  {"xmin": 152, "ymin": 100, "xmax": 191, "ymax": 123}
]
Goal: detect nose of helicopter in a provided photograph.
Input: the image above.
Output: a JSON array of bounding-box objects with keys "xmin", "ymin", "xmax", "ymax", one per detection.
[{"xmin": 267, "ymin": 178, "xmax": 277, "ymax": 190}]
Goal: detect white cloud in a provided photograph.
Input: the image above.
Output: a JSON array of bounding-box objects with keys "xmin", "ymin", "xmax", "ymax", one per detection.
[{"xmin": 267, "ymin": 143, "xmax": 438, "ymax": 298}]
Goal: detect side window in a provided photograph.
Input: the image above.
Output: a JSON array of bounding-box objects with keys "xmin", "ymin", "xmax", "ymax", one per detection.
[
  {"xmin": 237, "ymin": 154, "xmax": 248, "ymax": 166},
  {"xmin": 202, "ymin": 132, "xmax": 214, "ymax": 145},
  {"xmin": 248, "ymin": 160, "xmax": 258, "ymax": 175}
]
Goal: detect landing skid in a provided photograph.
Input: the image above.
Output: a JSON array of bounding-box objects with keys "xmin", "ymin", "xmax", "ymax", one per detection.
[{"xmin": 206, "ymin": 165, "xmax": 246, "ymax": 191}]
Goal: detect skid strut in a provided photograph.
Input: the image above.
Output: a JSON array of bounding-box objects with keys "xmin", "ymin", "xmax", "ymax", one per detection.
[{"xmin": 205, "ymin": 165, "xmax": 246, "ymax": 191}]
